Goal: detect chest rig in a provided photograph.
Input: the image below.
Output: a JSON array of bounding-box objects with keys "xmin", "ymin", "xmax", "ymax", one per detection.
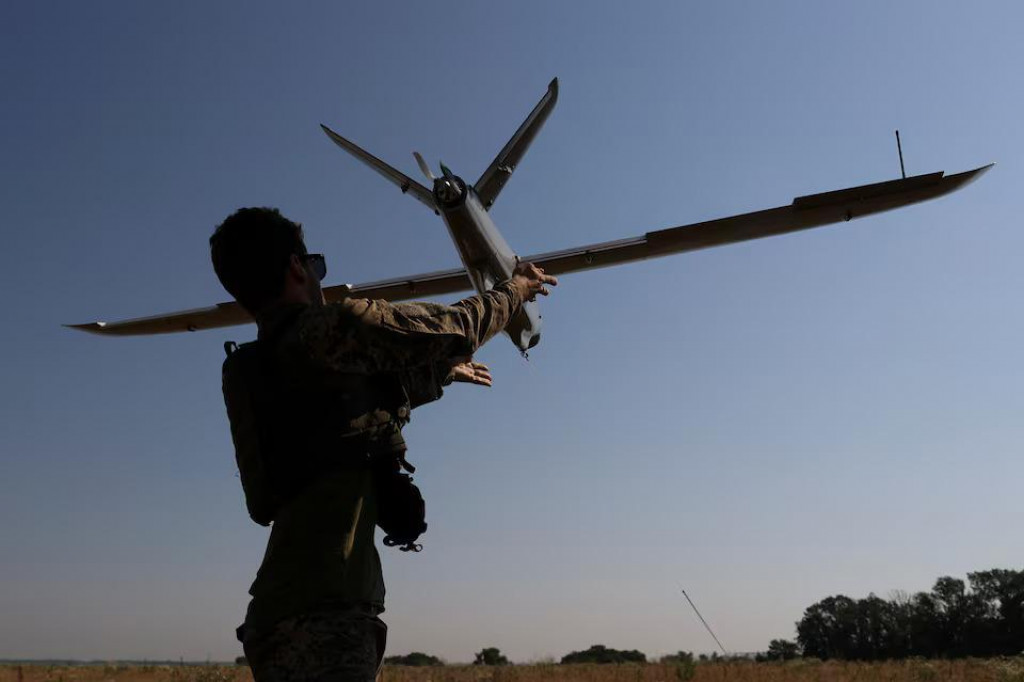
[{"xmin": 221, "ymin": 319, "xmax": 427, "ymax": 551}]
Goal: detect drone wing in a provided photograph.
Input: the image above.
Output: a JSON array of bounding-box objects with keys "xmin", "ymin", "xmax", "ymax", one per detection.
[
  {"xmin": 525, "ymin": 164, "xmax": 992, "ymax": 277},
  {"xmin": 66, "ymin": 268, "xmax": 472, "ymax": 336},
  {"xmin": 320, "ymin": 124, "xmax": 437, "ymax": 213},
  {"xmin": 475, "ymin": 78, "xmax": 559, "ymax": 210},
  {"xmin": 68, "ymin": 164, "xmax": 991, "ymax": 336}
]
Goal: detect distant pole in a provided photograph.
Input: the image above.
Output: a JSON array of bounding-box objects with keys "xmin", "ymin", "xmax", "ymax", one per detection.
[
  {"xmin": 895, "ymin": 130, "xmax": 906, "ymax": 179},
  {"xmin": 679, "ymin": 587, "xmax": 728, "ymax": 656}
]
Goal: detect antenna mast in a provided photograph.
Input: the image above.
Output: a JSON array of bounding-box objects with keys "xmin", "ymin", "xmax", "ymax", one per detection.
[
  {"xmin": 679, "ymin": 587, "xmax": 728, "ymax": 656},
  {"xmin": 895, "ymin": 130, "xmax": 906, "ymax": 179}
]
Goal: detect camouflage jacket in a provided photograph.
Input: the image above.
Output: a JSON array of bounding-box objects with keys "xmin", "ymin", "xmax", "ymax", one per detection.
[{"xmin": 234, "ymin": 280, "xmax": 523, "ymax": 639}]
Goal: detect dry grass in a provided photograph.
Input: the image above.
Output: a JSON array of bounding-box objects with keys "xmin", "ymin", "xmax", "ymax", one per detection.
[{"xmin": 2, "ymin": 659, "xmax": 1023, "ymax": 682}]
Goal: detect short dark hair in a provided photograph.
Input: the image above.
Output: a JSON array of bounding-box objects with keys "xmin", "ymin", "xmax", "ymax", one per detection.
[{"xmin": 210, "ymin": 207, "xmax": 306, "ymax": 314}]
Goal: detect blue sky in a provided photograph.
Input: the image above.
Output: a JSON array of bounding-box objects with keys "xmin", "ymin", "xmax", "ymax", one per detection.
[{"xmin": 1, "ymin": 0, "xmax": 1020, "ymax": 663}]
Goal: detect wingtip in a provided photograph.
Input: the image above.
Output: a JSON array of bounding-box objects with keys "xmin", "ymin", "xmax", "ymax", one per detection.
[
  {"xmin": 65, "ymin": 322, "xmax": 107, "ymax": 335},
  {"xmin": 320, "ymin": 123, "xmax": 345, "ymax": 142},
  {"xmin": 549, "ymin": 77, "xmax": 559, "ymax": 92},
  {"xmin": 955, "ymin": 162, "xmax": 996, "ymax": 186}
]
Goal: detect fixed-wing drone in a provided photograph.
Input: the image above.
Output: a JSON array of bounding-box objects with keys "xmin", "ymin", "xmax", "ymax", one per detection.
[{"xmin": 70, "ymin": 78, "xmax": 991, "ymax": 352}]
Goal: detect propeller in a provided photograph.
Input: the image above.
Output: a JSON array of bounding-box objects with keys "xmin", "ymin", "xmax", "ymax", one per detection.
[
  {"xmin": 413, "ymin": 153, "xmax": 463, "ymax": 203},
  {"xmin": 413, "ymin": 151, "xmax": 435, "ymax": 182}
]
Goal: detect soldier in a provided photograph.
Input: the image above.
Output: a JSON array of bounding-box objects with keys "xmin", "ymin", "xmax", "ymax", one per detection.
[{"xmin": 210, "ymin": 207, "xmax": 556, "ymax": 682}]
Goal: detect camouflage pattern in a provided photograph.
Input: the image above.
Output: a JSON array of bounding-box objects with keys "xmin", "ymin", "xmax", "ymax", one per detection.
[
  {"xmin": 286, "ymin": 280, "xmax": 523, "ymax": 438},
  {"xmin": 297, "ymin": 280, "xmax": 523, "ymax": 375},
  {"xmin": 245, "ymin": 281, "xmax": 523, "ymax": 443},
  {"xmin": 242, "ymin": 606, "xmax": 387, "ymax": 682},
  {"xmin": 231, "ymin": 281, "xmax": 523, "ymax": 649}
]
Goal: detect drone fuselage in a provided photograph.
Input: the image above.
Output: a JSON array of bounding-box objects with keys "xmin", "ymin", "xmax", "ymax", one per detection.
[{"xmin": 432, "ymin": 173, "xmax": 541, "ymax": 352}]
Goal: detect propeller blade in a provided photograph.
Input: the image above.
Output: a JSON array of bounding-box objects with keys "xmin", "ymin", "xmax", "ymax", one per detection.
[
  {"xmin": 439, "ymin": 161, "xmax": 455, "ymax": 180},
  {"xmin": 413, "ymin": 152, "xmax": 435, "ymax": 182}
]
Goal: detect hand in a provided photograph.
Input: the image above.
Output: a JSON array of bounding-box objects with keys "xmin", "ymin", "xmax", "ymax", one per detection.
[
  {"xmin": 449, "ymin": 357, "xmax": 492, "ymax": 387},
  {"xmin": 512, "ymin": 261, "xmax": 558, "ymax": 302}
]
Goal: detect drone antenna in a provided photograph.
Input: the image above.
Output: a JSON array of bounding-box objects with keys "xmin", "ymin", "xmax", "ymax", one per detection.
[
  {"xmin": 678, "ymin": 586, "xmax": 728, "ymax": 656},
  {"xmin": 895, "ymin": 130, "xmax": 906, "ymax": 179}
]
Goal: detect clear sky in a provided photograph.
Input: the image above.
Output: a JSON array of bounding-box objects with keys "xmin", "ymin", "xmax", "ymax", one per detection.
[{"xmin": 1, "ymin": 0, "xmax": 1021, "ymax": 664}]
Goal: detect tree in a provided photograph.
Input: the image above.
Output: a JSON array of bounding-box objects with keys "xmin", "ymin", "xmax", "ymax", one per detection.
[
  {"xmin": 561, "ymin": 645, "xmax": 647, "ymax": 664},
  {"xmin": 383, "ymin": 652, "xmax": 443, "ymax": 666},
  {"xmin": 474, "ymin": 647, "xmax": 509, "ymax": 666},
  {"xmin": 928, "ymin": 576, "xmax": 989, "ymax": 657},
  {"xmin": 761, "ymin": 640, "xmax": 800, "ymax": 661},
  {"xmin": 968, "ymin": 568, "xmax": 1024, "ymax": 656},
  {"xmin": 855, "ymin": 593, "xmax": 910, "ymax": 659},
  {"xmin": 796, "ymin": 595, "xmax": 859, "ymax": 659}
]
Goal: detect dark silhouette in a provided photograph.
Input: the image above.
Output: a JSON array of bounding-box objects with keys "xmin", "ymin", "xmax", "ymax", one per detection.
[
  {"xmin": 382, "ymin": 652, "xmax": 444, "ymax": 666},
  {"xmin": 561, "ymin": 645, "xmax": 646, "ymax": 664},
  {"xmin": 474, "ymin": 647, "xmax": 510, "ymax": 665},
  {"xmin": 756, "ymin": 640, "xmax": 800, "ymax": 661},
  {"xmin": 794, "ymin": 568, "xmax": 1024, "ymax": 660}
]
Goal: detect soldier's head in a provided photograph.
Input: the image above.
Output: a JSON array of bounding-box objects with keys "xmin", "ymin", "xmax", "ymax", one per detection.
[{"xmin": 210, "ymin": 207, "xmax": 326, "ymax": 317}]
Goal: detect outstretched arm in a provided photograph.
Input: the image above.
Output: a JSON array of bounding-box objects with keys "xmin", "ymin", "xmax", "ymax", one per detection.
[{"xmin": 301, "ymin": 263, "xmax": 557, "ymax": 374}]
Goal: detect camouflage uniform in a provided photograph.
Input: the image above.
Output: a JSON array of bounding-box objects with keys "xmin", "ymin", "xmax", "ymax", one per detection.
[
  {"xmin": 229, "ymin": 281, "xmax": 523, "ymax": 682},
  {"xmin": 243, "ymin": 606, "xmax": 387, "ymax": 682}
]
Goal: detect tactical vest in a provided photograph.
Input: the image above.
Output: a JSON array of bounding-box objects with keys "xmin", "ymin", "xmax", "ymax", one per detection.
[{"xmin": 221, "ymin": 334, "xmax": 407, "ymax": 526}]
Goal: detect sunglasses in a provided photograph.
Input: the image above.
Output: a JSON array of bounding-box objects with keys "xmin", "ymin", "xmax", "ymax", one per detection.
[{"xmin": 300, "ymin": 253, "xmax": 327, "ymax": 281}]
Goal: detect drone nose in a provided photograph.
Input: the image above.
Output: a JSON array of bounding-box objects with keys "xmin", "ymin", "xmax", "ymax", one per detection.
[{"xmin": 436, "ymin": 178, "xmax": 463, "ymax": 202}]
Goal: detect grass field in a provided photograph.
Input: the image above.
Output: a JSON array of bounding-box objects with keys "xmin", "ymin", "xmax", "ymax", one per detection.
[{"xmin": 2, "ymin": 659, "xmax": 1024, "ymax": 682}]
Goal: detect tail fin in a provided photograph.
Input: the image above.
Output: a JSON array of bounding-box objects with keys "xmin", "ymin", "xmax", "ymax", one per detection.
[
  {"xmin": 320, "ymin": 124, "xmax": 437, "ymax": 213},
  {"xmin": 474, "ymin": 78, "xmax": 559, "ymax": 210}
]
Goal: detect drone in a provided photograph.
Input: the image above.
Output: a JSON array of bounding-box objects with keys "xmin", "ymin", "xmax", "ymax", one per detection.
[{"xmin": 70, "ymin": 78, "xmax": 991, "ymax": 353}]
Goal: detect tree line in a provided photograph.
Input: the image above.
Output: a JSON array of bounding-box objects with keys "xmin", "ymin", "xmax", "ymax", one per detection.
[
  {"xmin": 794, "ymin": 568, "xmax": 1024, "ymax": 659},
  {"xmin": 371, "ymin": 568, "xmax": 1024, "ymax": 668},
  {"xmin": 385, "ymin": 645, "xmax": 692, "ymax": 666}
]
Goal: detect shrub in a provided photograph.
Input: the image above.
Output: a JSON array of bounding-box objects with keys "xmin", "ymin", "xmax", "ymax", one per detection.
[
  {"xmin": 384, "ymin": 652, "xmax": 444, "ymax": 666},
  {"xmin": 474, "ymin": 647, "xmax": 510, "ymax": 665},
  {"xmin": 561, "ymin": 645, "xmax": 646, "ymax": 664}
]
